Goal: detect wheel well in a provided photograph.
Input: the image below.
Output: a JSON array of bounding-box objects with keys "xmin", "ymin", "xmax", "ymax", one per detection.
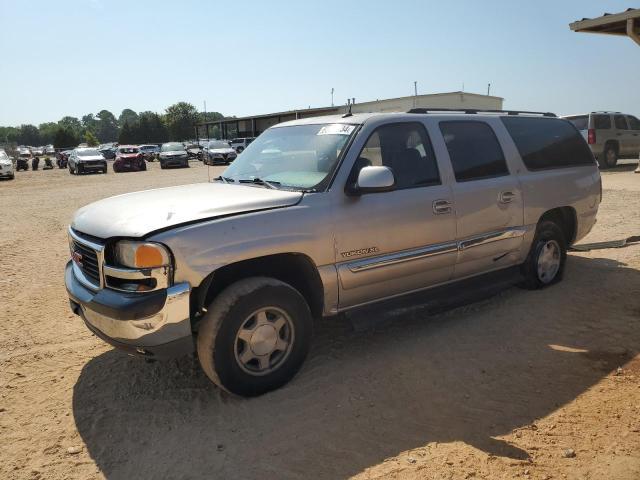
[
  {"xmin": 193, "ymin": 253, "xmax": 324, "ymax": 322},
  {"xmin": 539, "ymin": 207, "xmax": 577, "ymax": 245},
  {"xmin": 604, "ymin": 140, "xmax": 619, "ymax": 152}
]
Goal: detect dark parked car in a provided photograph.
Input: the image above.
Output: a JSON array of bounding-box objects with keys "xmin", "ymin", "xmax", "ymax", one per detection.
[
  {"xmin": 113, "ymin": 146, "xmax": 147, "ymax": 172},
  {"xmin": 203, "ymin": 140, "xmax": 237, "ymax": 165},
  {"xmin": 139, "ymin": 144, "xmax": 160, "ymax": 161},
  {"xmin": 159, "ymin": 142, "xmax": 189, "ymax": 169},
  {"xmin": 99, "ymin": 146, "xmax": 117, "ymax": 159}
]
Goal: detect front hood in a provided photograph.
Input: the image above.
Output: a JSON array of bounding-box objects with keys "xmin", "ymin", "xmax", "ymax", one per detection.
[
  {"xmin": 77, "ymin": 155, "xmax": 104, "ymax": 162},
  {"xmin": 118, "ymin": 153, "xmax": 140, "ymax": 159},
  {"xmin": 72, "ymin": 182, "xmax": 303, "ymax": 239}
]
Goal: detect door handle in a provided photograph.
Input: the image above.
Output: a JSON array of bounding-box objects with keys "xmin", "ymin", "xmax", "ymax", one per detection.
[
  {"xmin": 499, "ymin": 191, "xmax": 516, "ymax": 204},
  {"xmin": 432, "ymin": 199, "xmax": 452, "ymax": 215}
]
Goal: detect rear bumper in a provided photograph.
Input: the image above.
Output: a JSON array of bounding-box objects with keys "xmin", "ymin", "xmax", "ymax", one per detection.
[{"xmin": 65, "ymin": 261, "xmax": 194, "ymax": 358}]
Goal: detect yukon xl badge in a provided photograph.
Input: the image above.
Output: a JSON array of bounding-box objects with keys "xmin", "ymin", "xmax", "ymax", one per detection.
[{"xmin": 340, "ymin": 247, "xmax": 379, "ymax": 258}]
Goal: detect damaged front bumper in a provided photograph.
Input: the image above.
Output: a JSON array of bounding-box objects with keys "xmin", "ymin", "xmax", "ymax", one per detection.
[{"xmin": 65, "ymin": 261, "xmax": 194, "ymax": 358}]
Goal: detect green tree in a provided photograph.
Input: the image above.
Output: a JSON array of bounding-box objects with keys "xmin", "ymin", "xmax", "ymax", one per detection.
[
  {"xmin": 164, "ymin": 102, "xmax": 198, "ymax": 141},
  {"xmin": 84, "ymin": 131, "xmax": 99, "ymax": 146},
  {"xmin": 81, "ymin": 113, "xmax": 98, "ymax": 135},
  {"xmin": 38, "ymin": 122, "xmax": 58, "ymax": 145},
  {"xmin": 118, "ymin": 109, "xmax": 138, "ymax": 127},
  {"xmin": 118, "ymin": 121, "xmax": 134, "ymax": 144},
  {"xmin": 53, "ymin": 127, "xmax": 79, "ymax": 150},
  {"xmin": 95, "ymin": 110, "xmax": 118, "ymax": 142},
  {"xmin": 58, "ymin": 116, "xmax": 82, "ymax": 137},
  {"xmin": 17, "ymin": 124, "xmax": 41, "ymax": 145}
]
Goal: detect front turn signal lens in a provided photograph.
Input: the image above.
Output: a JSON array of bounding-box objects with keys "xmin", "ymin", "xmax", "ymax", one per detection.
[{"xmin": 114, "ymin": 241, "xmax": 170, "ymax": 269}]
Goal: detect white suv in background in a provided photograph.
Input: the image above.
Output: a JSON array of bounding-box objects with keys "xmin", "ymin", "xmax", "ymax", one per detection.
[{"xmin": 563, "ymin": 112, "xmax": 640, "ymax": 168}]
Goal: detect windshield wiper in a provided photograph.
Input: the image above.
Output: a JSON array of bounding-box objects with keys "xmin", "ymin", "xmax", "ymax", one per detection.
[
  {"xmin": 238, "ymin": 178, "xmax": 280, "ymax": 190},
  {"xmin": 215, "ymin": 175, "xmax": 234, "ymax": 184}
]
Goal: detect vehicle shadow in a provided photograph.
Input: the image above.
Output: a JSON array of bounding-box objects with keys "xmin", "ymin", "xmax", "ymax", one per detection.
[{"xmin": 72, "ymin": 255, "xmax": 640, "ymax": 479}]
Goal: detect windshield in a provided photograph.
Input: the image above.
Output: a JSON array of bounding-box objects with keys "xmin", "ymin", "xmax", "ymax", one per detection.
[
  {"xmin": 208, "ymin": 141, "xmax": 230, "ymax": 149},
  {"xmin": 77, "ymin": 149, "xmax": 101, "ymax": 157},
  {"xmin": 161, "ymin": 143, "xmax": 185, "ymax": 152},
  {"xmin": 0, "ymin": 151, "xmax": 9, "ymax": 161},
  {"xmin": 119, "ymin": 147, "xmax": 139, "ymax": 154},
  {"xmin": 223, "ymin": 123, "xmax": 356, "ymax": 190}
]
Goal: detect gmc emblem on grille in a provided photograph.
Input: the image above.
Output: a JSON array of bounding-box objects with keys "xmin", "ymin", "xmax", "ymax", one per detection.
[{"xmin": 71, "ymin": 250, "xmax": 83, "ymax": 266}]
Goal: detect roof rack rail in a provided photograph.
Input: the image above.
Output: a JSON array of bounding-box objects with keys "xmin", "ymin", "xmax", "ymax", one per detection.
[{"xmin": 407, "ymin": 108, "xmax": 557, "ymax": 118}]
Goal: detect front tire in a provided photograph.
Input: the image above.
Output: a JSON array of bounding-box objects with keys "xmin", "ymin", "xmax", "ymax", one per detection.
[
  {"xmin": 197, "ymin": 277, "xmax": 313, "ymax": 397},
  {"xmin": 519, "ymin": 220, "xmax": 566, "ymax": 290}
]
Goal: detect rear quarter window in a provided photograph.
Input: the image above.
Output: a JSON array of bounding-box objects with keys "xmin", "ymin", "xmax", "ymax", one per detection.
[
  {"xmin": 501, "ymin": 117, "xmax": 594, "ymax": 171},
  {"xmin": 593, "ymin": 115, "xmax": 611, "ymax": 129}
]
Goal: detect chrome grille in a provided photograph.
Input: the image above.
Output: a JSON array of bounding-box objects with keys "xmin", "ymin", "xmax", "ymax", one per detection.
[{"xmin": 72, "ymin": 240, "xmax": 100, "ymax": 284}]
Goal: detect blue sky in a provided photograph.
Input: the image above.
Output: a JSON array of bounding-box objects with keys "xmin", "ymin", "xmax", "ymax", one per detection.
[{"xmin": 0, "ymin": 0, "xmax": 638, "ymax": 126}]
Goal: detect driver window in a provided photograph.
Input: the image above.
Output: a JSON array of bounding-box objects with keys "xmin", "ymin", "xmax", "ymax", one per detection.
[{"xmin": 356, "ymin": 123, "xmax": 440, "ymax": 189}]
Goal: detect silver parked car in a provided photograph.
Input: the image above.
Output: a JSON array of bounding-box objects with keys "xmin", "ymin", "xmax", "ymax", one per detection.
[
  {"xmin": 68, "ymin": 148, "xmax": 107, "ymax": 175},
  {"xmin": 158, "ymin": 142, "xmax": 189, "ymax": 169},
  {"xmin": 563, "ymin": 111, "xmax": 640, "ymax": 168},
  {"xmin": 65, "ymin": 110, "xmax": 600, "ymax": 396},
  {"xmin": 0, "ymin": 149, "xmax": 15, "ymax": 179},
  {"xmin": 230, "ymin": 137, "xmax": 255, "ymax": 153},
  {"xmin": 203, "ymin": 140, "xmax": 237, "ymax": 165}
]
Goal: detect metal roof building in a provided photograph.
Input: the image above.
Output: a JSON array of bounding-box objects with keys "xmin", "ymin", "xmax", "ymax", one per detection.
[
  {"xmin": 570, "ymin": 8, "xmax": 640, "ymax": 46},
  {"xmin": 197, "ymin": 91, "xmax": 504, "ymax": 140}
]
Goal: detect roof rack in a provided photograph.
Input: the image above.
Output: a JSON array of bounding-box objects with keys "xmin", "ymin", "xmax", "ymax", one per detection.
[{"xmin": 407, "ymin": 108, "xmax": 557, "ymax": 118}]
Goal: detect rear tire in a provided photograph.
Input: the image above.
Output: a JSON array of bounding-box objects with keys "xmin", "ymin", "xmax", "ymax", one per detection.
[
  {"xmin": 598, "ymin": 143, "xmax": 618, "ymax": 169},
  {"xmin": 160, "ymin": 162, "xmax": 166, "ymax": 169},
  {"xmin": 197, "ymin": 277, "xmax": 313, "ymax": 397},
  {"xmin": 519, "ymin": 220, "xmax": 566, "ymax": 290}
]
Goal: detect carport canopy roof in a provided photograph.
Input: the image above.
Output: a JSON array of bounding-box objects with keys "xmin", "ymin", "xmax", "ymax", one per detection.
[{"xmin": 570, "ymin": 8, "xmax": 640, "ymax": 45}]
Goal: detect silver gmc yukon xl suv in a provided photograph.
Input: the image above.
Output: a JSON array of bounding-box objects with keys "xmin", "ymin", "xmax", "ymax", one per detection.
[{"xmin": 65, "ymin": 109, "xmax": 601, "ymax": 396}]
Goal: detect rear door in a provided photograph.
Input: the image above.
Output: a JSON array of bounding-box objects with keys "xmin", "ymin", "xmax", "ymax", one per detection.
[
  {"xmin": 438, "ymin": 119, "xmax": 525, "ymax": 279},
  {"xmin": 613, "ymin": 114, "xmax": 632, "ymax": 156},
  {"xmin": 625, "ymin": 115, "xmax": 640, "ymax": 156}
]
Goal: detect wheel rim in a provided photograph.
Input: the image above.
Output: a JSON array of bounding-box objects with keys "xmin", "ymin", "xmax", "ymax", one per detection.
[
  {"xmin": 537, "ymin": 240, "xmax": 561, "ymax": 284},
  {"xmin": 234, "ymin": 306, "xmax": 295, "ymax": 376}
]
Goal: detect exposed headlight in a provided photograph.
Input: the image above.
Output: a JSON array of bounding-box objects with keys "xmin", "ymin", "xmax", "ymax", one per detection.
[{"xmin": 114, "ymin": 241, "xmax": 171, "ymax": 268}]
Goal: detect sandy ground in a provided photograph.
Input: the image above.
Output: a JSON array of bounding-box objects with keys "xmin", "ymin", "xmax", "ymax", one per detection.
[{"xmin": 1, "ymin": 159, "xmax": 639, "ymax": 480}]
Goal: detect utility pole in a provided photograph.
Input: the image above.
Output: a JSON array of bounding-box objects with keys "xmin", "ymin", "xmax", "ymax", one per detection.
[
  {"xmin": 331, "ymin": 88, "xmax": 334, "ymax": 107},
  {"xmin": 487, "ymin": 83, "xmax": 491, "ymax": 96},
  {"xmin": 414, "ymin": 81, "xmax": 418, "ymax": 107}
]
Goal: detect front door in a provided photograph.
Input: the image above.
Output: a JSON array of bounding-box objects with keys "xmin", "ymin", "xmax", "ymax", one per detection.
[
  {"xmin": 334, "ymin": 121, "xmax": 457, "ymax": 309},
  {"xmin": 438, "ymin": 120, "xmax": 525, "ymax": 279}
]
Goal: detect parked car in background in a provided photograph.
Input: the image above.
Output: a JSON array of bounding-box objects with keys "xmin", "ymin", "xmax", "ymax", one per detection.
[
  {"xmin": 16, "ymin": 149, "xmax": 32, "ymax": 171},
  {"xmin": 139, "ymin": 144, "xmax": 160, "ymax": 161},
  {"xmin": 99, "ymin": 146, "xmax": 117, "ymax": 160},
  {"xmin": 230, "ymin": 137, "xmax": 255, "ymax": 153},
  {"xmin": 32, "ymin": 146, "xmax": 45, "ymax": 156},
  {"xmin": 64, "ymin": 109, "xmax": 600, "ymax": 396},
  {"xmin": 0, "ymin": 149, "xmax": 14, "ymax": 179},
  {"xmin": 185, "ymin": 143, "xmax": 204, "ymax": 160},
  {"xmin": 158, "ymin": 142, "xmax": 189, "ymax": 169},
  {"xmin": 203, "ymin": 140, "xmax": 237, "ymax": 165},
  {"xmin": 563, "ymin": 111, "xmax": 640, "ymax": 168},
  {"xmin": 68, "ymin": 147, "xmax": 107, "ymax": 175},
  {"xmin": 113, "ymin": 145, "xmax": 147, "ymax": 173},
  {"xmin": 45, "ymin": 145, "xmax": 55, "ymax": 155}
]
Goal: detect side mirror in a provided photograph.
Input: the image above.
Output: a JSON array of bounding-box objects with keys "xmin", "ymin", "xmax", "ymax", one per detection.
[{"xmin": 347, "ymin": 165, "xmax": 396, "ymax": 196}]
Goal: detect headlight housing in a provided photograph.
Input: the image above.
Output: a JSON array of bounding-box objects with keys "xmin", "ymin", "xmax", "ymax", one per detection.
[{"xmin": 114, "ymin": 241, "xmax": 171, "ymax": 269}]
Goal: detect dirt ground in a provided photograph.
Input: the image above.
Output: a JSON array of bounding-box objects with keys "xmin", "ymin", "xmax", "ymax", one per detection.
[{"xmin": 1, "ymin": 159, "xmax": 639, "ymax": 480}]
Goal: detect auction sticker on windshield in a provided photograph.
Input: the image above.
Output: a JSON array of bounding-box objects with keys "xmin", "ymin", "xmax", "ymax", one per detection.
[{"xmin": 317, "ymin": 124, "xmax": 355, "ymax": 136}]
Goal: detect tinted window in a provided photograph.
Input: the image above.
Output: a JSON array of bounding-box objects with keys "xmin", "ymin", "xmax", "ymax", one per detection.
[
  {"xmin": 626, "ymin": 116, "xmax": 640, "ymax": 130},
  {"xmin": 357, "ymin": 122, "xmax": 440, "ymax": 188},
  {"xmin": 502, "ymin": 117, "xmax": 594, "ymax": 171},
  {"xmin": 566, "ymin": 116, "xmax": 588, "ymax": 130},
  {"xmin": 593, "ymin": 115, "xmax": 611, "ymax": 129},
  {"xmin": 439, "ymin": 121, "xmax": 508, "ymax": 181},
  {"xmin": 614, "ymin": 115, "xmax": 628, "ymax": 130}
]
